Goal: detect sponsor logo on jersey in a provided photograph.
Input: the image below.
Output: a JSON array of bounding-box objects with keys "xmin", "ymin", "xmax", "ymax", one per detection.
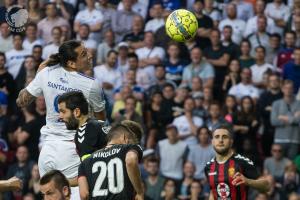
[
  {"xmin": 228, "ymin": 167, "xmax": 235, "ymax": 177},
  {"xmin": 48, "ymin": 81, "xmax": 81, "ymax": 92},
  {"xmin": 217, "ymin": 183, "xmax": 230, "ymax": 198},
  {"xmin": 208, "ymin": 172, "xmax": 217, "ymax": 176},
  {"xmin": 102, "ymin": 125, "xmax": 111, "ymax": 134}
]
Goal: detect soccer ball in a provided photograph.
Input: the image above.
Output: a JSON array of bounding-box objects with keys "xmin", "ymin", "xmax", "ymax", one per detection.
[{"xmin": 165, "ymin": 9, "xmax": 198, "ymax": 42}]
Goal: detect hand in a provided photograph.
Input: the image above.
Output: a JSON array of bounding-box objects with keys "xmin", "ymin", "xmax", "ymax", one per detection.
[
  {"xmin": 251, "ymin": 120, "xmax": 258, "ymax": 127},
  {"xmin": 232, "ymin": 172, "xmax": 248, "ymax": 186},
  {"xmin": 135, "ymin": 194, "xmax": 144, "ymax": 200},
  {"xmin": 7, "ymin": 177, "xmax": 22, "ymax": 191},
  {"xmin": 265, "ymin": 106, "xmax": 272, "ymax": 112},
  {"xmin": 101, "ymin": 82, "xmax": 113, "ymax": 90},
  {"xmin": 278, "ymin": 115, "xmax": 289, "ymax": 123}
]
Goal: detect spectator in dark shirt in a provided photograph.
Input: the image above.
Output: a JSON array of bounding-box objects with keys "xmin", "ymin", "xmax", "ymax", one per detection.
[
  {"xmin": 277, "ymin": 31, "xmax": 296, "ymax": 70},
  {"xmin": 123, "ymin": 15, "xmax": 145, "ymax": 50},
  {"xmin": 238, "ymin": 39, "xmax": 255, "ymax": 69},
  {"xmin": 283, "ymin": 47, "xmax": 300, "ymax": 94},
  {"xmin": 221, "ymin": 25, "xmax": 240, "ymax": 60}
]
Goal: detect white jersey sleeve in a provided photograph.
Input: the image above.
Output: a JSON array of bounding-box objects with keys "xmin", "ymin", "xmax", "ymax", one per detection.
[
  {"xmin": 26, "ymin": 67, "xmax": 46, "ymax": 97},
  {"xmin": 88, "ymin": 80, "xmax": 105, "ymax": 113}
]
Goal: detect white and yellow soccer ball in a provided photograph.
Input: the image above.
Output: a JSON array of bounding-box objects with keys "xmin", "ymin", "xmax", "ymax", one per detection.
[{"xmin": 165, "ymin": 9, "xmax": 198, "ymax": 42}]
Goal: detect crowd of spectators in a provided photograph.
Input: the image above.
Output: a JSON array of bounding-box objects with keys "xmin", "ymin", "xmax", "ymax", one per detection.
[{"xmin": 1, "ymin": 0, "xmax": 300, "ymax": 199}]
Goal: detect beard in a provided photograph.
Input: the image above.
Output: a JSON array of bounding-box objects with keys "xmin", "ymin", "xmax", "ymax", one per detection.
[
  {"xmin": 65, "ymin": 114, "xmax": 79, "ymax": 130},
  {"xmin": 213, "ymin": 146, "xmax": 230, "ymax": 156}
]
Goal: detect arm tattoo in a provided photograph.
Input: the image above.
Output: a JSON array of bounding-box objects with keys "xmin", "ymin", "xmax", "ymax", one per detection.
[{"xmin": 16, "ymin": 89, "xmax": 36, "ymax": 107}]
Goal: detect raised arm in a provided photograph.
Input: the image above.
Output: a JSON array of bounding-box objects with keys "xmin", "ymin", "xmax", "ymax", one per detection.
[{"xmin": 16, "ymin": 89, "xmax": 36, "ymax": 108}]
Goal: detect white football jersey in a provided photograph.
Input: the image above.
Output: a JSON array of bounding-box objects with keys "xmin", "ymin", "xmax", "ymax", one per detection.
[{"xmin": 26, "ymin": 65, "xmax": 105, "ymax": 141}]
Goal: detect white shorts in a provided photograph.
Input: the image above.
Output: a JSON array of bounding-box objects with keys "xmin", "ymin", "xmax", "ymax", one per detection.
[{"xmin": 38, "ymin": 140, "xmax": 80, "ymax": 178}]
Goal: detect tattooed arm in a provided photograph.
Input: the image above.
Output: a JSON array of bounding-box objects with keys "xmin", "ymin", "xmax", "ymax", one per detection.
[{"xmin": 16, "ymin": 89, "xmax": 36, "ymax": 108}]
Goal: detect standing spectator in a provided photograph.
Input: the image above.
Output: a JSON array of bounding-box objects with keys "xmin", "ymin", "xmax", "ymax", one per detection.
[
  {"xmin": 263, "ymin": 144, "xmax": 292, "ymax": 181},
  {"xmin": 193, "ymin": 0, "xmax": 213, "ymax": 50},
  {"xmin": 26, "ymin": 0, "xmax": 43, "ymax": 24},
  {"xmin": 264, "ymin": 0, "xmax": 290, "ymax": 36},
  {"xmin": 42, "ymin": 27, "xmax": 62, "ymax": 60},
  {"xmin": 219, "ymin": 3, "xmax": 246, "ymax": 44},
  {"xmin": 229, "ymin": 68, "xmax": 260, "ymax": 102},
  {"xmin": 238, "ymin": 39, "xmax": 256, "ymax": 69},
  {"xmin": 276, "ymin": 31, "xmax": 296, "ymax": 70},
  {"xmin": 203, "ymin": 0, "xmax": 222, "ymax": 28},
  {"xmin": 182, "ymin": 47, "xmax": 215, "ymax": 89},
  {"xmin": 117, "ymin": 0, "xmax": 147, "ymax": 19},
  {"xmin": 206, "ymin": 102, "xmax": 228, "ymax": 132},
  {"xmin": 135, "ymin": 31, "xmax": 165, "ymax": 88},
  {"xmin": 74, "ymin": 0, "xmax": 104, "ymax": 42},
  {"xmin": 229, "ymin": 0, "xmax": 254, "ymax": 21},
  {"xmin": 123, "ymin": 15, "xmax": 145, "ymax": 50},
  {"xmin": 94, "ymin": 50, "xmax": 122, "ymax": 100},
  {"xmin": 271, "ymin": 80, "xmax": 300, "ymax": 159},
  {"xmin": 164, "ymin": 42, "xmax": 189, "ymax": 86},
  {"xmin": 0, "ymin": 22, "xmax": 13, "ymax": 52},
  {"xmin": 222, "ymin": 59, "xmax": 241, "ymax": 93},
  {"xmin": 187, "ymin": 126, "xmax": 215, "ymax": 180},
  {"xmin": 283, "ymin": 48, "xmax": 300, "ymax": 94},
  {"xmin": 144, "ymin": 157, "xmax": 165, "ymax": 200},
  {"xmin": 172, "ymin": 97, "xmax": 204, "ymax": 146},
  {"xmin": 250, "ymin": 46, "xmax": 275, "ymax": 88},
  {"xmin": 5, "ymin": 34, "xmax": 30, "ymax": 79},
  {"xmin": 78, "ymin": 24, "xmax": 97, "ymax": 59},
  {"xmin": 96, "ymin": 30, "xmax": 117, "ymax": 65},
  {"xmin": 221, "ymin": 25, "xmax": 240, "ymax": 60},
  {"xmin": 37, "ymin": 3, "xmax": 69, "ymax": 44},
  {"xmin": 158, "ymin": 125, "xmax": 188, "ymax": 184},
  {"xmin": 111, "ymin": 0, "xmax": 138, "ymax": 42},
  {"xmin": 247, "ymin": 16, "xmax": 271, "ymax": 57},
  {"xmin": 6, "ymin": 146, "xmax": 35, "ymax": 199},
  {"xmin": 145, "ymin": 3, "xmax": 165, "ymax": 33},
  {"xmin": 257, "ymin": 73, "xmax": 283, "ymax": 156},
  {"xmin": 98, "ymin": 0, "xmax": 116, "ymax": 41},
  {"xmin": 23, "ymin": 22, "xmax": 44, "ymax": 52},
  {"xmin": 204, "ymin": 29, "xmax": 230, "ymax": 99}
]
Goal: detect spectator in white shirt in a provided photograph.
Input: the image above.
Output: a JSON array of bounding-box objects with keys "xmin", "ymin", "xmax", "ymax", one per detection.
[
  {"xmin": 78, "ymin": 24, "xmax": 97, "ymax": 59},
  {"xmin": 250, "ymin": 46, "xmax": 275, "ymax": 88},
  {"xmin": 23, "ymin": 22, "xmax": 44, "ymax": 52},
  {"xmin": 172, "ymin": 97, "xmax": 204, "ymax": 146},
  {"xmin": 117, "ymin": 42, "xmax": 130, "ymax": 81},
  {"xmin": 42, "ymin": 27, "xmax": 62, "ymax": 60},
  {"xmin": 74, "ymin": 0, "xmax": 104, "ymax": 42},
  {"xmin": 219, "ymin": 3, "xmax": 246, "ymax": 44},
  {"xmin": 264, "ymin": 0, "xmax": 290, "ymax": 36},
  {"xmin": 229, "ymin": 68, "xmax": 260, "ymax": 102},
  {"xmin": 0, "ymin": 22, "xmax": 13, "ymax": 52},
  {"xmin": 145, "ymin": 3, "xmax": 165, "ymax": 33},
  {"xmin": 244, "ymin": 0, "xmax": 276, "ymax": 37},
  {"xmin": 203, "ymin": 0, "xmax": 222, "ymax": 27},
  {"xmin": 227, "ymin": 0, "xmax": 254, "ymax": 21},
  {"xmin": 135, "ymin": 31, "xmax": 165, "ymax": 88},
  {"xmin": 5, "ymin": 34, "xmax": 30, "ymax": 79},
  {"xmin": 94, "ymin": 50, "xmax": 122, "ymax": 102}
]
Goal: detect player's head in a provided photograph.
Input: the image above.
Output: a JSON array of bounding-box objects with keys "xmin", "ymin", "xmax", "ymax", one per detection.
[
  {"xmin": 40, "ymin": 170, "xmax": 71, "ymax": 200},
  {"xmin": 211, "ymin": 124, "xmax": 233, "ymax": 156},
  {"xmin": 107, "ymin": 120, "xmax": 143, "ymax": 144},
  {"xmin": 46, "ymin": 40, "xmax": 92, "ymax": 73},
  {"xmin": 57, "ymin": 91, "xmax": 89, "ymax": 130}
]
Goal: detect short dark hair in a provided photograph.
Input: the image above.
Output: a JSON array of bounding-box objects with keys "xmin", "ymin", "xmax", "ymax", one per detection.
[
  {"xmin": 107, "ymin": 120, "xmax": 143, "ymax": 144},
  {"xmin": 107, "ymin": 50, "xmax": 118, "ymax": 58},
  {"xmin": 57, "ymin": 91, "xmax": 89, "ymax": 115},
  {"xmin": 128, "ymin": 53, "xmax": 138, "ymax": 60},
  {"xmin": 255, "ymin": 45, "xmax": 266, "ymax": 54},
  {"xmin": 212, "ymin": 124, "xmax": 233, "ymax": 138},
  {"xmin": 26, "ymin": 22, "xmax": 37, "ymax": 30},
  {"xmin": 270, "ymin": 33, "xmax": 281, "ymax": 41},
  {"xmin": 33, "ymin": 44, "xmax": 43, "ymax": 50},
  {"xmin": 40, "ymin": 170, "xmax": 70, "ymax": 195},
  {"xmin": 0, "ymin": 52, "xmax": 5, "ymax": 61},
  {"xmin": 285, "ymin": 30, "xmax": 296, "ymax": 38}
]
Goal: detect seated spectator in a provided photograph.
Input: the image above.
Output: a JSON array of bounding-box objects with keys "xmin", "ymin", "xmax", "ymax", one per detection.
[
  {"xmin": 60, "ymin": 24, "xmax": 72, "ymax": 43},
  {"xmin": 221, "ymin": 25, "xmax": 240, "ymax": 60},
  {"xmin": 117, "ymin": 0, "xmax": 147, "ymax": 19},
  {"xmin": 42, "ymin": 26, "xmax": 62, "ymax": 60},
  {"xmin": 283, "ymin": 47, "xmax": 300, "ymax": 94},
  {"xmin": 271, "ymin": 80, "xmax": 300, "ymax": 159},
  {"xmin": 144, "ymin": 157, "xmax": 165, "ymax": 200},
  {"xmin": 222, "ymin": 59, "xmax": 241, "ymax": 93},
  {"xmin": 94, "ymin": 50, "xmax": 122, "ymax": 101},
  {"xmin": 266, "ymin": 33, "xmax": 281, "ymax": 65},
  {"xmin": 135, "ymin": 31, "xmax": 165, "ymax": 89},
  {"xmin": 276, "ymin": 31, "xmax": 296, "ymax": 70},
  {"xmin": 228, "ymin": 68, "xmax": 260, "ymax": 102},
  {"xmin": 145, "ymin": 3, "xmax": 165, "ymax": 33},
  {"xmin": 250, "ymin": 46, "xmax": 275, "ymax": 88},
  {"xmin": 160, "ymin": 179, "xmax": 178, "ymax": 200},
  {"xmin": 282, "ymin": 163, "xmax": 300, "ymax": 198},
  {"xmin": 222, "ymin": 95, "xmax": 238, "ymax": 124},
  {"xmin": 233, "ymin": 96, "xmax": 259, "ymax": 153},
  {"xmin": 187, "ymin": 126, "xmax": 215, "ymax": 180},
  {"xmin": 117, "ymin": 42, "xmax": 130, "ymax": 80},
  {"xmin": 203, "ymin": 0, "xmax": 221, "ymax": 28},
  {"xmin": 264, "ymin": 144, "xmax": 292, "ymax": 181},
  {"xmin": 158, "ymin": 125, "xmax": 188, "ymax": 183},
  {"xmin": 28, "ymin": 163, "xmax": 42, "ymax": 200},
  {"xmin": 32, "ymin": 45, "xmax": 43, "ymax": 66},
  {"xmin": 96, "ymin": 30, "xmax": 117, "ymax": 65},
  {"xmin": 0, "ymin": 22, "xmax": 13, "ymax": 52},
  {"xmin": 5, "ymin": 34, "xmax": 30, "ymax": 80},
  {"xmin": 23, "ymin": 22, "xmax": 44, "ymax": 52},
  {"xmin": 173, "ymin": 85, "xmax": 190, "ymax": 115},
  {"xmin": 98, "ymin": 0, "xmax": 116, "ymax": 41},
  {"xmin": 182, "ymin": 47, "xmax": 214, "ymax": 89},
  {"xmin": 178, "ymin": 161, "xmax": 196, "ymax": 199},
  {"xmin": 189, "ymin": 180, "xmax": 205, "ymax": 200},
  {"xmin": 227, "ymin": 0, "xmax": 254, "ymax": 21},
  {"xmin": 37, "ymin": 3, "xmax": 69, "ymax": 44},
  {"xmin": 173, "ymin": 97, "xmax": 204, "ymax": 146},
  {"xmin": 27, "ymin": 0, "xmax": 44, "ymax": 24},
  {"xmin": 206, "ymin": 101, "xmax": 228, "ymax": 132},
  {"xmin": 164, "ymin": 42, "xmax": 189, "ymax": 86},
  {"xmin": 123, "ymin": 15, "xmax": 145, "ymax": 50},
  {"xmin": 77, "ymin": 24, "xmax": 97, "ymax": 59},
  {"xmin": 190, "ymin": 77, "xmax": 203, "ymax": 98},
  {"xmin": 238, "ymin": 39, "xmax": 255, "ymax": 69},
  {"xmin": 73, "ymin": 0, "xmax": 104, "ymax": 42}
]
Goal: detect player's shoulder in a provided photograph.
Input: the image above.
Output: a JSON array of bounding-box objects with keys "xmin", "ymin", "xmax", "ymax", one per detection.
[
  {"xmin": 234, "ymin": 154, "xmax": 255, "ymax": 166},
  {"xmin": 87, "ymin": 119, "xmax": 111, "ymax": 134},
  {"xmin": 205, "ymin": 157, "xmax": 216, "ymax": 167},
  {"xmin": 76, "ymin": 72, "xmax": 95, "ymax": 80}
]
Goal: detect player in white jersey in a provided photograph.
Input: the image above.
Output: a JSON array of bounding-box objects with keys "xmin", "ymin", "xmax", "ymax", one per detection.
[{"xmin": 16, "ymin": 40, "xmax": 106, "ymax": 200}]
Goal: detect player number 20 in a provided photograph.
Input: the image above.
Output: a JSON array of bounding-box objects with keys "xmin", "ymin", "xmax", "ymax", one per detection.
[{"xmin": 92, "ymin": 158, "xmax": 124, "ymax": 197}]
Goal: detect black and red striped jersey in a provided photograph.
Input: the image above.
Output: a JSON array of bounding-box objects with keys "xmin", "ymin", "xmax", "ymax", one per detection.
[{"xmin": 204, "ymin": 153, "xmax": 260, "ymax": 200}]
